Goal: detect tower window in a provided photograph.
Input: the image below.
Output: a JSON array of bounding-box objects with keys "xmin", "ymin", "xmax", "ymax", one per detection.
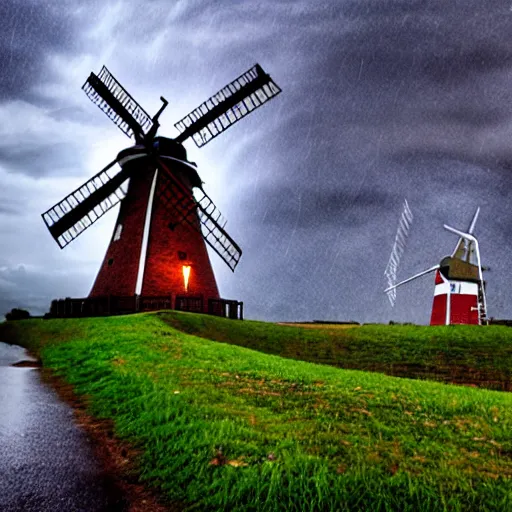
[
  {"xmin": 182, "ymin": 265, "xmax": 191, "ymax": 292},
  {"xmin": 108, "ymin": 258, "xmax": 114, "ymax": 266},
  {"xmin": 114, "ymin": 224, "xmax": 123, "ymax": 241}
]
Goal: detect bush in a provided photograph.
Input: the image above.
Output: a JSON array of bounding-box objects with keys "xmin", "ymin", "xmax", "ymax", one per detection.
[{"xmin": 5, "ymin": 308, "xmax": 31, "ymax": 321}]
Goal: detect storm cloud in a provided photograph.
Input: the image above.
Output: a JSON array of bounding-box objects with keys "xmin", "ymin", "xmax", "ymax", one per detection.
[{"xmin": 1, "ymin": 0, "xmax": 512, "ymax": 323}]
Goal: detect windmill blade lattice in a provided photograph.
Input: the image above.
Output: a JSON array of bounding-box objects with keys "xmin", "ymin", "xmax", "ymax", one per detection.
[
  {"xmin": 42, "ymin": 159, "xmax": 131, "ymax": 248},
  {"xmin": 156, "ymin": 159, "xmax": 242, "ymax": 271},
  {"xmin": 174, "ymin": 64, "xmax": 281, "ymax": 148},
  {"xmin": 83, "ymin": 66, "xmax": 154, "ymax": 142},
  {"xmin": 195, "ymin": 187, "xmax": 241, "ymax": 271},
  {"xmin": 384, "ymin": 199, "xmax": 413, "ymax": 306}
]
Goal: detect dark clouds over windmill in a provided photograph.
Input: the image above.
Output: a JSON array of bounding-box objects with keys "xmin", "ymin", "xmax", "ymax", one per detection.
[{"xmin": 1, "ymin": 0, "xmax": 512, "ymax": 323}]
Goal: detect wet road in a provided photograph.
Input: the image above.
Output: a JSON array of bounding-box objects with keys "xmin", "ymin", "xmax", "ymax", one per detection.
[{"xmin": 0, "ymin": 342, "xmax": 126, "ymax": 512}]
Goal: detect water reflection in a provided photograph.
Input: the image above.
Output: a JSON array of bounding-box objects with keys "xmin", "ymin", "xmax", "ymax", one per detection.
[
  {"xmin": 0, "ymin": 342, "xmax": 125, "ymax": 511},
  {"xmin": 0, "ymin": 342, "xmax": 34, "ymax": 366},
  {"xmin": 0, "ymin": 343, "xmax": 36, "ymax": 438}
]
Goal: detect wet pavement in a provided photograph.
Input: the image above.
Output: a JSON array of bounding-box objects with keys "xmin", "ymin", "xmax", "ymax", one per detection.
[{"xmin": 0, "ymin": 342, "xmax": 127, "ymax": 512}]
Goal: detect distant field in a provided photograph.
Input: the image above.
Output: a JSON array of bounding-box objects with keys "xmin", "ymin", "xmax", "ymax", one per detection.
[
  {"xmin": 277, "ymin": 322, "xmax": 360, "ymax": 330},
  {"xmin": 162, "ymin": 312, "xmax": 512, "ymax": 391},
  {"xmin": 1, "ymin": 312, "xmax": 512, "ymax": 511}
]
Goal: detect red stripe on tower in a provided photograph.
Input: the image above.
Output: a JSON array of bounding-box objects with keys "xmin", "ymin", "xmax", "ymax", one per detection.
[
  {"xmin": 430, "ymin": 294, "xmax": 447, "ymax": 325},
  {"xmin": 450, "ymin": 294, "xmax": 479, "ymax": 324},
  {"xmin": 430, "ymin": 271, "xmax": 480, "ymax": 326},
  {"xmin": 430, "ymin": 270, "xmax": 449, "ymax": 325},
  {"xmin": 434, "ymin": 270, "xmax": 444, "ymax": 285}
]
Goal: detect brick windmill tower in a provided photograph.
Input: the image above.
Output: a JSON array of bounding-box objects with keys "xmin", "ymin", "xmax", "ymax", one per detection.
[
  {"xmin": 385, "ymin": 208, "xmax": 488, "ymax": 325},
  {"xmin": 42, "ymin": 65, "xmax": 281, "ymax": 314}
]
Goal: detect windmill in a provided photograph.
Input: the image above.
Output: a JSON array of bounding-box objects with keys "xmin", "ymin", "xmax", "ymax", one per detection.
[
  {"xmin": 384, "ymin": 208, "xmax": 488, "ymax": 325},
  {"xmin": 42, "ymin": 64, "xmax": 281, "ymax": 313}
]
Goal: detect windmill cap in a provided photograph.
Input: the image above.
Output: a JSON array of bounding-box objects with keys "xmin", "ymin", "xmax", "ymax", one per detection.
[
  {"xmin": 153, "ymin": 136, "xmax": 188, "ymax": 161},
  {"xmin": 439, "ymin": 256, "xmax": 479, "ymax": 282}
]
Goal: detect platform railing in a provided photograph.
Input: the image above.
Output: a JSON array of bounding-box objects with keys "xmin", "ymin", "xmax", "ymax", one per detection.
[{"xmin": 48, "ymin": 294, "xmax": 243, "ymax": 320}]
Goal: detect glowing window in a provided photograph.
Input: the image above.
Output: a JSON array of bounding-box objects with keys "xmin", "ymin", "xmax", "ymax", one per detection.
[
  {"xmin": 114, "ymin": 224, "xmax": 123, "ymax": 241},
  {"xmin": 183, "ymin": 265, "xmax": 191, "ymax": 292}
]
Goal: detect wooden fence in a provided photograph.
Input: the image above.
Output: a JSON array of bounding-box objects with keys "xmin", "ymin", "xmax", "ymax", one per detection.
[{"xmin": 47, "ymin": 295, "xmax": 243, "ymax": 320}]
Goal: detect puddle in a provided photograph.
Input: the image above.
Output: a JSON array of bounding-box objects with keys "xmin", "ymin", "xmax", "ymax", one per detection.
[{"xmin": 0, "ymin": 342, "xmax": 126, "ymax": 511}]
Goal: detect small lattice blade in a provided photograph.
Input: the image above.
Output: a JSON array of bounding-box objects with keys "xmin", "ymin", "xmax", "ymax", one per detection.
[
  {"xmin": 83, "ymin": 66, "xmax": 153, "ymax": 142},
  {"xmin": 42, "ymin": 159, "xmax": 131, "ymax": 248},
  {"xmin": 174, "ymin": 64, "xmax": 281, "ymax": 148},
  {"xmin": 384, "ymin": 199, "xmax": 413, "ymax": 306},
  {"xmin": 156, "ymin": 159, "xmax": 242, "ymax": 271},
  {"xmin": 194, "ymin": 187, "xmax": 242, "ymax": 271}
]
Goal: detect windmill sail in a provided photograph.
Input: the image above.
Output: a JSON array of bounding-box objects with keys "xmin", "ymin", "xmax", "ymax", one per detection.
[
  {"xmin": 195, "ymin": 187, "xmax": 242, "ymax": 271},
  {"xmin": 384, "ymin": 265, "xmax": 440, "ymax": 293},
  {"xmin": 384, "ymin": 199, "xmax": 414, "ymax": 306},
  {"xmin": 42, "ymin": 160, "xmax": 131, "ymax": 248},
  {"xmin": 174, "ymin": 64, "xmax": 281, "ymax": 148},
  {"xmin": 156, "ymin": 159, "xmax": 242, "ymax": 271},
  {"xmin": 83, "ymin": 66, "xmax": 154, "ymax": 142},
  {"xmin": 451, "ymin": 207, "xmax": 480, "ymax": 263}
]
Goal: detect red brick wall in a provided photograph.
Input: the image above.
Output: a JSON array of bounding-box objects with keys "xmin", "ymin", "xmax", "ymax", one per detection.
[
  {"xmin": 89, "ymin": 157, "xmax": 221, "ymax": 309},
  {"xmin": 141, "ymin": 164, "xmax": 220, "ymax": 310},
  {"xmin": 430, "ymin": 294, "xmax": 447, "ymax": 325},
  {"xmin": 89, "ymin": 168, "xmax": 155, "ymax": 297}
]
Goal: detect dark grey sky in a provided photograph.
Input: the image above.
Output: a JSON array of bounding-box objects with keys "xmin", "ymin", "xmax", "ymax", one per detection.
[{"xmin": 1, "ymin": 0, "xmax": 512, "ymax": 323}]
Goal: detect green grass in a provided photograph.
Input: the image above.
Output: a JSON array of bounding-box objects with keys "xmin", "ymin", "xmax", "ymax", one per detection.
[
  {"xmin": 161, "ymin": 312, "xmax": 512, "ymax": 391},
  {"xmin": 2, "ymin": 312, "xmax": 512, "ymax": 511}
]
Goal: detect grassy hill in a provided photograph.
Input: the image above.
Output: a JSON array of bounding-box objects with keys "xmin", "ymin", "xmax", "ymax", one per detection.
[
  {"xmin": 161, "ymin": 312, "xmax": 512, "ymax": 391},
  {"xmin": 1, "ymin": 312, "xmax": 512, "ymax": 511}
]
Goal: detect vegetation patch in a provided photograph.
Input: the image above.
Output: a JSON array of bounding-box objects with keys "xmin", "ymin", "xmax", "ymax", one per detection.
[
  {"xmin": 161, "ymin": 312, "xmax": 512, "ymax": 391},
  {"xmin": 1, "ymin": 313, "xmax": 512, "ymax": 510}
]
